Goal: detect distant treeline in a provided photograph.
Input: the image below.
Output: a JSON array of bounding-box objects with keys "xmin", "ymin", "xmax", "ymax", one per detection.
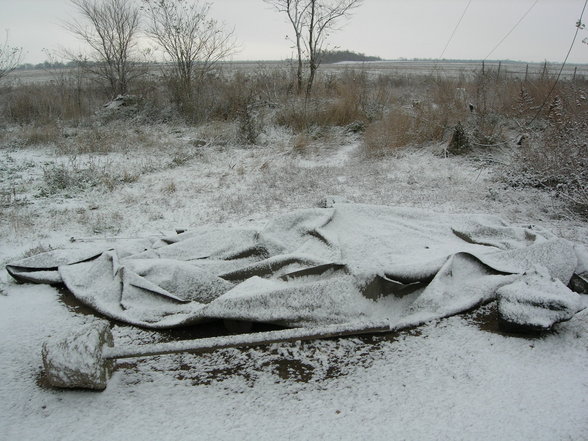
[
  {"xmin": 15, "ymin": 54, "xmax": 386, "ymax": 70},
  {"xmin": 16, "ymin": 55, "xmax": 585, "ymax": 71},
  {"xmin": 319, "ymin": 50, "xmax": 383, "ymax": 64},
  {"xmin": 393, "ymin": 57, "xmax": 586, "ymax": 65},
  {"xmin": 15, "ymin": 60, "xmax": 80, "ymax": 70}
]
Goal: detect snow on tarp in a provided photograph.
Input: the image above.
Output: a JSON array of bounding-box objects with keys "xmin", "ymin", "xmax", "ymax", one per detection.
[
  {"xmin": 6, "ymin": 203, "xmax": 588, "ymax": 329},
  {"xmin": 497, "ymin": 265, "xmax": 584, "ymax": 332}
]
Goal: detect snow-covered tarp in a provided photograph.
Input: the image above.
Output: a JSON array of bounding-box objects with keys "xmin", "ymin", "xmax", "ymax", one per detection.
[{"xmin": 6, "ymin": 204, "xmax": 587, "ymax": 330}]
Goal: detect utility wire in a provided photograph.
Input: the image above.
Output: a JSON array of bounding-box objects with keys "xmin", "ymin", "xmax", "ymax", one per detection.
[
  {"xmin": 439, "ymin": 0, "xmax": 473, "ymax": 59},
  {"xmin": 484, "ymin": 0, "xmax": 539, "ymax": 60},
  {"xmin": 526, "ymin": 0, "xmax": 588, "ymax": 127}
]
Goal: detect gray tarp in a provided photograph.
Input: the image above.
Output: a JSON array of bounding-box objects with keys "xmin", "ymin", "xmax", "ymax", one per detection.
[{"xmin": 6, "ymin": 204, "xmax": 587, "ymax": 329}]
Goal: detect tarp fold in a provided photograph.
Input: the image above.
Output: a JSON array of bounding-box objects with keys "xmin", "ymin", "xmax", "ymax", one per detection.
[{"xmin": 6, "ymin": 204, "xmax": 587, "ymax": 329}]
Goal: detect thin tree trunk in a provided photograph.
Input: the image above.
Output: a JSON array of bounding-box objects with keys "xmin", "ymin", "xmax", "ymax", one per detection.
[
  {"xmin": 305, "ymin": 0, "xmax": 316, "ymax": 98},
  {"xmin": 296, "ymin": 39, "xmax": 303, "ymax": 93}
]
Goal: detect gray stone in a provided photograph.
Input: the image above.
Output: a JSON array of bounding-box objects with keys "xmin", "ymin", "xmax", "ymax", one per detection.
[
  {"xmin": 42, "ymin": 321, "xmax": 113, "ymax": 390},
  {"xmin": 497, "ymin": 266, "xmax": 583, "ymax": 333}
]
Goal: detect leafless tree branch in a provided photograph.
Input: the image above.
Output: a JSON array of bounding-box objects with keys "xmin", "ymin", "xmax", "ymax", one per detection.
[
  {"xmin": 265, "ymin": 0, "xmax": 362, "ymax": 97},
  {"xmin": 0, "ymin": 32, "xmax": 23, "ymax": 81},
  {"xmin": 66, "ymin": 0, "xmax": 144, "ymax": 96},
  {"xmin": 142, "ymin": 0, "xmax": 236, "ymax": 94}
]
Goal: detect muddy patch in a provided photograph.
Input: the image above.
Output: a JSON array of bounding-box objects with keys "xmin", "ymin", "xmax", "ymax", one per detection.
[{"xmin": 466, "ymin": 302, "xmax": 550, "ymax": 339}]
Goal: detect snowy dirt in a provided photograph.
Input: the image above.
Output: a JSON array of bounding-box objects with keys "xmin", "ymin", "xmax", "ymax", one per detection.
[{"xmin": 1, "ymin": 123, "xmax": 587, "ymax": 440}]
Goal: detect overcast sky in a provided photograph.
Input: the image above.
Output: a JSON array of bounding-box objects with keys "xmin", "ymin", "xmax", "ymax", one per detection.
[{"xmin": 1, "ymin": 0, "xmax": 587, "ymax": 64}]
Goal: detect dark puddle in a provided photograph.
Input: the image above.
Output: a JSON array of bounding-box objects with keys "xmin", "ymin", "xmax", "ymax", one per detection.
[
  {"xmin": 56, "ymin": 285, "xmax": 104, "ymax": 318},
  {"xmin": 56, "ymin": 284, "xmax": 284, "ymax": 340},
  {"xmin": 115, "ymin": 327, "xmax": 421, "ymax": 387},
  {"xmin": 53, "ymin": 286, "xmax": 553, "ymax": 389},
  {"xmin": 263, "ymin": 359, "xmax": 315, "ymax": 382}
]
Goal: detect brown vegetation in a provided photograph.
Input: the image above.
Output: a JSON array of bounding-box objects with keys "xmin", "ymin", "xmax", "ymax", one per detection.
[{"xmin": 0, "ymin": 62, "xmax": 586, "ymax": 215}]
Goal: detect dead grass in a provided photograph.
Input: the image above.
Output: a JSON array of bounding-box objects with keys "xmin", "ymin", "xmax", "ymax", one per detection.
[
  {"xmin": 362, "ymin": 76, "xmax": 474, "ymax": 154},
  {"xmin": 21, "ymin": 243, "xmax": 54, "ymax": 258},
  {"xmin": 3, "ymin": 64, "xmax": 587, "ymax": 218},
  {"xmin": 39, "ymin": 155, "xmax": 159, "ymax": 196},
  {"xmin": 162, "ymin": 181, "xmax": 177, "ymax": 194},
  {"xmin": 3, "ymin": 206, "xmax": 35, "ymax": 235},
  {"xmin": 275, "ymin": 72, "xmax": 371, "ymax": 132},
  {"xmin": 40, "ymin": 158, "xmax": 115, "ymax": 195},
  {"xmin": 196, "ymin": 120, "xmax": 239, "ymax": 145},
  {"xmin": 22, "ymin": 123, "xmax": 62, "ymax": 146},
  {"xmin": 363, "ymin": 103, "xmax": 450, "ymax": 154},
  {"xmin": 292, "ymin": 132, "xmax": 311, "ymax": 152},
  {"xmin": 54, "ymin": 122, "xmax": 166, "ymax": 155},
  {"xmin": 1, "ymin": 81, "xmax": 106, "ymax": 124}
]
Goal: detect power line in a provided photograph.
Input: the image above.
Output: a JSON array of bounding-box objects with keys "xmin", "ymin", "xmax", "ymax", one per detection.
[
  {"xmin": 484, "ymin": 0, "xmax": 539, "ymax": 61},
  {"xmin": 526, "ymin": 0, "xmax": 588, "ymax": 127},
  {"xmin": 439, "ymin": 0, "xmax": 473, "ymax": 59}
]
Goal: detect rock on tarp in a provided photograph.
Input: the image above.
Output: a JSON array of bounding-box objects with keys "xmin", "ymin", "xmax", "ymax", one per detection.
[
  {"xmin": 497, "ymin": 265, "xmax": 584, "ymax": 332},
  {"xmin": 6, "ymin": 204, "xmax": 588, "ymax": 330}
]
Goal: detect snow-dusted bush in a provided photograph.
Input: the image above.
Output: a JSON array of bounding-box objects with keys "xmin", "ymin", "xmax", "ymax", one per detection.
[
  {"xmin": 511, "ymin": 118, "xmax": 588, "ymax": 216},
  {"xmin": 40, "ymin": 159, "xmax": 116, "ymax": 195}
]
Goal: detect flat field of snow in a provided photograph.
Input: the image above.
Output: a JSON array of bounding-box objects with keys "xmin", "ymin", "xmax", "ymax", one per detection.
[
  {"xmin": 1, "ymin": 121, "xmax": 587, "ymax": 440},
  {"xmin": 8, "ymin": 60, "xmax": 588, "ymax": 85}
]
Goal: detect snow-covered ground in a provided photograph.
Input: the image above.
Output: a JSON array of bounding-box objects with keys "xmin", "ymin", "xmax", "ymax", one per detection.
[{"xmin": 1, "ymin": 123, "xmax": 587, "ymax": 440}]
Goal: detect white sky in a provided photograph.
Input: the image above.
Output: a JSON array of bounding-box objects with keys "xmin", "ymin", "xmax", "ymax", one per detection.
[{"xmin": 0, "ymin": 0, "xmax": 587, "ymax": 64}]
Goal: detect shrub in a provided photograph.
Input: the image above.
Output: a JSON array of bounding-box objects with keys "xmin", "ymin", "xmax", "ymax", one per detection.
[
  {"xmin": 508, "ymin": 115, "xmax": 588, "ymax": 216},
  {"xmin": 237, "ymin": 101, "xmax": 260, "ymax": 145},
  {"xmin": 447, "ymin": 122, "xmax": 470, "ymax": 155},
  {"xmin": 41, "ymin": 160, "xmax": 106, "ymax": 195}
]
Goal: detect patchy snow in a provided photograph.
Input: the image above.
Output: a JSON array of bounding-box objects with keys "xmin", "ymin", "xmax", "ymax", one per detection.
[
  {"xmin": 297, "ymin": 139, "xmax": 360, "ymax": 168},
  {"xmin": 1, "ymin": 286, "xmax": 587, "ymax": 440},
  {"xmin": 1, "ymin": 124, "xmax": 587, "ymax": 440}
]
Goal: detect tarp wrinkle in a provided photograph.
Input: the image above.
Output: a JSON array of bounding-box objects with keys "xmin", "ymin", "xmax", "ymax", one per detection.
[{"xmin": 5, "ymin": 204, "xmax": 587, "ymax": 329}]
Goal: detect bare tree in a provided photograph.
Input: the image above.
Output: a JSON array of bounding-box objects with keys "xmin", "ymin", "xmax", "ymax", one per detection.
[
  {"xmin": 66, "ymin": 0, "xmax": 143, "ymax": 96},
  {"xmin": 264, "ymin": 0, "xmax": 308, "ymax": 93},
  {"xmin": 0, "ymin": 32, "xmax": 23, "ymax": 81},
  {"xmin": 265, "ymin": 0, "xmax": 362, "ymax": 96},
  {"xmin": 304, "ymin": 0, "xmax": 362, "ymax": 96},
  {"xmin": 142, "ymin": 0, "xmax": 236, "ymax": 99}
]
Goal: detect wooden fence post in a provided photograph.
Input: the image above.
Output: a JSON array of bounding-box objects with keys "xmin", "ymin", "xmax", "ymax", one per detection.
[{"xmin": 525, "ymin": 64, "xmax": 529, "ymax": 81}]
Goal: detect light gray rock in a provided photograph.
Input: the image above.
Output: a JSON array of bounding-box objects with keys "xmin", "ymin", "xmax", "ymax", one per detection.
[
  {"xmin": 497, "ymin": 265, "xmax": 583, "ymax": 333},
  {"xmin": 42, "ymin": 321, "xmax": 113, "ymax": 390}
]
